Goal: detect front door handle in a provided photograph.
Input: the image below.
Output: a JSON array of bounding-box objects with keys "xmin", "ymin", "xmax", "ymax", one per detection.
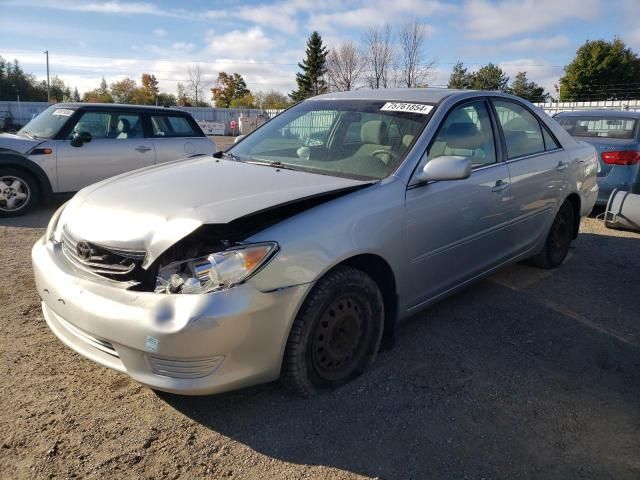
[
  {"xmin": 556, "ymin": 161, "xmax": 569, "ymax": 171},
  {"xmin": 135, "ymin": 146, "xmax": 152, "ymax": 153},
  {"xmin": 491, "ymin": 179, "xmax": 510, "ymax": 193}
]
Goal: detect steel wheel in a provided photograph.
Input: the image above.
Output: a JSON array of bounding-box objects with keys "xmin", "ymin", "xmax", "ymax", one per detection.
[
  {"xmin": 311, "ymin": 294, "xmax": 368, "ymax": 381},
  {"xmin": 0, "ymin": 175, "xmax": 31, "ymax": 212}
]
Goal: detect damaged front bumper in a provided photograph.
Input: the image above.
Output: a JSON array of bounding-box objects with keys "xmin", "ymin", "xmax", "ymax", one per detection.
[{"xmin": 32, "ymin": 237, "xmax": 310, "ymax": 395}]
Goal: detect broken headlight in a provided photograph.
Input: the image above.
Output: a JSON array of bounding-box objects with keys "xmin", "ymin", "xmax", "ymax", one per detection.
[{"xmin": 154, "ymin": 242, "xmax": 278, "ymax": 294}]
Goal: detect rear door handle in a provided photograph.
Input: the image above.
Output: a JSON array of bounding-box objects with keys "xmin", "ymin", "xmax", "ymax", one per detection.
[
  {"xmin": 556, "ymin": 161, "xmax": 569, "ymax": 171},
  {"xmin": 135, "ymin": 146, "xmax": 152, "ymax": 153},
  {"xmin": 491, "ymin": 179, "xmax": 510, "ymax": 192}
]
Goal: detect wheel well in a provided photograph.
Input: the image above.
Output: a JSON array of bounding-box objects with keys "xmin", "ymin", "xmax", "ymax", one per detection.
[
  {"xmin": 565, "ymin": 193, "xmax": 581, "ymax": 239},
  {"xmin": 0, "ymin": 158, "xmax": 53, "ymax": 203},
  {"xmin": 340, "ymin": 254, "xmax": 398, "ymax": 346}
]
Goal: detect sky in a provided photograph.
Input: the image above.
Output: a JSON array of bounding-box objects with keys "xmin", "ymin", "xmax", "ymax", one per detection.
[{"xmin": 1, "ymin": 0, "xmax": 640, "ymax": 103}]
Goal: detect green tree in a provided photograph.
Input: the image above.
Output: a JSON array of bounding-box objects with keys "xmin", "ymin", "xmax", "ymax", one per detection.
[
  {"xmin": 49, "ymin": 76, "xmax": 70, "ymax": 102},
  {"xmin": 0, "ymin": 57, "xmax": 47, "ymax": 101},
  {"xmin": 83, "ymin": 77, "xmax": 113, "ymax": 103},
  {"xmin": 470, "ymin": 63, "xmax": 509, "ymax": 91},
  {"xmin": 509, "ymin": 71, "xmax": 548, "ymax": 102},
  {"xmin": 71, "ymin": 87, "xmax": 80, "ymax": 102},
  {"xmin": 254, "ymin": 90, "xmax": 291, "ymax": 109},
  {"xmin": 211, "ymin": 72, "xmax": 250, "ymax": 108},
  {"xmin": 448, "ymin": 61, "xmax": 472, "ymax": 89},
  {"xmin": 559, "ymin": 38, "xmax": 640, "ymax": 101},
  {"xmin": 290, "ymin": 31, "xmax": 328, "ymax": 101},
  {"xmin": 110, "ymin": 77, "xmax": 137, "ymax": 104},
  {"xmin": 230, "ymin": 92, "xmax": 255, "ymax": 108},
  {"xmin": 157, "ymin": 92, "xmax": 177, "ymax": 106}
]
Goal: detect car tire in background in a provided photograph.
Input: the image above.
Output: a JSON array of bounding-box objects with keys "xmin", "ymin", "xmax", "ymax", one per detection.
[
  {"xmin": 281, "ymin": 265, "xmax": 385, "ymax": 397},
  {"xmin": 527, "ymin": 200, "xmax": 576, "ymax": 269},
  {"xmin": 0, "ymin": 168, "xmax": 39, "ymax": 217}
]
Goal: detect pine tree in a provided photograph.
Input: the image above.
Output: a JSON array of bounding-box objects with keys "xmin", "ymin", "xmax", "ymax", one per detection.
[
  {"xmin": 71, "ymin": 87, "xmax": 80, "ymax": 102},
  {"xmin": 448, "ymin": 62, "xmax": 472, "ymax": 89},
  {"xmin": 290, "ymin": 31, "xmax": 328, "ymax": 101}
]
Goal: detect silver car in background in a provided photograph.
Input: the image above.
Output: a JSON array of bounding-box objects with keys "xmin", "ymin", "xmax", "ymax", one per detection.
[
  {"xmin": 555, "ymin": 110, "xmax": 640, "ymax": 205},
  {"xmin": 0, "ymin": 103, "xmax": 216, "ymax": 216},
  {"xmin": 32, "ymin": 89, "xmax": 598, "ymax": 397}
]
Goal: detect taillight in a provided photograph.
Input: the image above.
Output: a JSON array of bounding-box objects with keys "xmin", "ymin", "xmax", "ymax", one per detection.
[{"xmin": 601, "ymin": 150, "xmax": 640, "ymax": 165}]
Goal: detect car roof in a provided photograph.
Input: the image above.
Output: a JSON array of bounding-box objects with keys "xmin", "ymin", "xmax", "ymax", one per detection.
[
  {"xmin": 555, "ymin": 109, "xmax": 640, "ymax": 118},
  {"xmin": 53, "ymin": 103, "xmax": 190, "ymax": 115},
  {"xmin": 310, "ymin": 88, "xmax": 472, "ymax": 104}
]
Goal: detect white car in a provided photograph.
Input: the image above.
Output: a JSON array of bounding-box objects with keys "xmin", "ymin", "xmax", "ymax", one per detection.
[{"xmin": 0, "ymin": 103, "xmax": 216, "ymax": 216}]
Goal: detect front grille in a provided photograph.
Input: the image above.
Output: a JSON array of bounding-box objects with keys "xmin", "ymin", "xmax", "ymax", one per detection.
[
  {"xmin": 148, "ymin": 355, "xmax": 224, "ymax": 379},
  {"xmin": 61, "ymin": 226, "xmax": 146, "ymax": 280}
]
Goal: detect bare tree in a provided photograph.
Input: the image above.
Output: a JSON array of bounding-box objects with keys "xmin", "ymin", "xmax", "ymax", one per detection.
[
  {"xmin": 363, "ymin": 25, "xmax": 394, "ymax": 89},
  {"xmin": 187, "ymin": 64, "xmax": 207, "ymax": 105},
  {"xmin": 398, "ymin": 21, "xmax": 434, "ymax": 88},
  {"xmin": 326, "ymin": 41, "xmax": 365, "ymax": 92}
]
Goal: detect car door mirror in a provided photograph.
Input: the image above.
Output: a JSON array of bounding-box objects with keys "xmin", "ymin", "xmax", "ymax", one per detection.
[
  {"xmin": 71, "ymin": 131, "xmax": 92, "ymax": 147},
  {"xmin": 415, "ymin": 155, "xmax": 471, "ymax": 182}
]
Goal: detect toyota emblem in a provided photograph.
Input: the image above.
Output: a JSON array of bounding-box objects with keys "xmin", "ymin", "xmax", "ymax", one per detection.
[{"xmin": 76, "ymin": 241, "xmax": 93, "ymax": 261}]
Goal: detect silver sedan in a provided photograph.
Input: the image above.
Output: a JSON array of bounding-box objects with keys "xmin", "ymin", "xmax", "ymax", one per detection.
[{"xmin": 32, "ymin": 89, "xmax": 598, "ymax": 397}]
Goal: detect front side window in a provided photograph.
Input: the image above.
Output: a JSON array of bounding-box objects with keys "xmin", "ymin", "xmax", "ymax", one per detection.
[
  {"xmin": 18, "ymin": 106, "xmax": 75, "ymax": 139},
  {"xmin": 151, "ymin": 115, "xmax": 196, "ymax": 137},
  {"xmin": 71, "ymin": 111, "xmax": 143, "ymax": 140},
  {"xmin": 229, "ymin": 100, "xmax": 434, "ymax": 180},
  {"xmin": 426, "ymin": 101, "xmax": 497, "ymax": 168},
  {"xmin": 556, "ymin": 116, "xmax": 637, "ymax": 139},
  {"xmin": 493, "ymin": 100, "xmax": 545, "ymax": 159}
]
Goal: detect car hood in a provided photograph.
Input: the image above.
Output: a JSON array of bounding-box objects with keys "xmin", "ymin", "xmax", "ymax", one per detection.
[
  {"xmin": 59, "ymin": 156, "xmax": 372, "ymax": 267},
  {"xmin": 0, "ymin": 132, "xmax": 43, "ymax": 154}
]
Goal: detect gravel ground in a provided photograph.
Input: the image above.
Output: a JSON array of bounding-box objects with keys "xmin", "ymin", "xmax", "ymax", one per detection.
[{"xmin": 1, "ymin": 206, "xmax": 639, "ymax": 479}]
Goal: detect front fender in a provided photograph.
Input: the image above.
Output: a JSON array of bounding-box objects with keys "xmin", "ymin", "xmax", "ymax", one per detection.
[{"xmin": 0, "ymin": 152, "xmax": 54, "ymax": 199}]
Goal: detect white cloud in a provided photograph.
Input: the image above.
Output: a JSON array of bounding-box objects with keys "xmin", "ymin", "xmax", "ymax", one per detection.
[
  {"xmin": 498, "ymin": 58, "xmax": 563, "ymax": 96},
  {"xmin": 463, "ymin": 35, "xmax": 572, "ymax": 56},
  {"xmin": 171, "ymin": 42, "xmax": 195, "ymax": 51},
  {"xmin": 207, "ymin": 27, "xmax": 283, "ymax": 59},
  {"xmin": 153, "ymin": 28, "xmax": 167, "ymax": 38},
  {"xmin": 463, "ymin": 0, "xmax": 600, "ymax": 40},
  {"xmin": 2, "ymin": 0, "xmax": 192, "ymax": 18}
]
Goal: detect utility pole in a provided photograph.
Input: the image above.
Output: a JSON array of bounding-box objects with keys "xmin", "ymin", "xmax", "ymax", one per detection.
[{"xmin": 44, "ymin": 50, "xmax": 50, "ymax": 103}]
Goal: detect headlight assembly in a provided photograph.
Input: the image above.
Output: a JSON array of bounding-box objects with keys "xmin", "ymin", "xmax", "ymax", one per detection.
[{"xmin": 154, "ymin": 242, "xmax": 278, "ymax": 294}]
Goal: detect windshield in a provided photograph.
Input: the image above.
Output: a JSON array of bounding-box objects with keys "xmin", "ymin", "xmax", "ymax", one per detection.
[
  {"xmin": 229, "ymin": 100, "xmax": 434, "ymax": 180},
  {"xmin": 18, "ymin": 106, "xmax": 76, "ymax": 139},
  {"xmin": 557, "ymin": 115, "xmax": 637, "ymax": 140}
]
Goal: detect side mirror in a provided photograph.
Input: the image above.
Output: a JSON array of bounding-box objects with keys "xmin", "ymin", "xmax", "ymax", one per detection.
[
  {"xmin": 233, "ymin": 134, "xmax": 246, "ymax": 144},
  {"xmin": 415, "ymin": 155, "xmax": 471, "ymax": 183},
  {"xmin": 71, "ymin": 131, "xmax": 92, "ymax": 147}
]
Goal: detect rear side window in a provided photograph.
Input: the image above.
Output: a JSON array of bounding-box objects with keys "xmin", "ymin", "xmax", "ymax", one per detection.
[
  {"xmin": 493, "ymin": 100, "xmax": 545, "ymax": 159},
  {"xmin": 556, "ymin": 116, "xmax": 637, "ymax": 139},
  {"xmin": 542, "ymin": 127, "xmax": 560, "ymax": 150},
  {"xmin": 151, "ymin": 115, "xmax": 197, "ymax": 137}
]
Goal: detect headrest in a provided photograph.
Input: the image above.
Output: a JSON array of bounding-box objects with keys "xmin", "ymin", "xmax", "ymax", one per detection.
[
  {"xmin": 441, "ymin": 122, "xmax": 484, "ymax": 150},
  {"xmin": 361, "ymin": 120, "xmax": 388, "ymax": 145},
  {"xmin": 117, "ymin": 118, "xmax": 131, "ymax": 133},
  {"xmin": 402, "ymin": 134, "xmax": 415, "ymax": 148}
]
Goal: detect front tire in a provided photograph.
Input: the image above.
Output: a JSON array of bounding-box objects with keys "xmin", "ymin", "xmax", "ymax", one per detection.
[
  {"xmin": 281, "ymin": 266, "xmax": 384, "ymax": 397},
  {"xmin": 0, "ymin": 169, "xmax": 38, "ymax": 217},
  {"xmin": 527, "ymin": 200, "xmax": 575, "ymax": 269}
]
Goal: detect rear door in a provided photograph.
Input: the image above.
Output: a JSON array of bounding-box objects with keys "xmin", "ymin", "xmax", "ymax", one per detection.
[
  {"xmin": 57, "ymin": 110, "xmax": 155, "ymax": 192},
  {"xmin": 148, "ymin": 114, "xmax": 214, "ymax": 164},
  {"xmin": 491, "ymin": 99, "xmax": 568, "ymax": 252},
  {"xmin": 405, "ymin": 99, "xmax": 513, "ymax": 308}
]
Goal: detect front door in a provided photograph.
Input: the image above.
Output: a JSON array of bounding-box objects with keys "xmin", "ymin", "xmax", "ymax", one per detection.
[
  {"xmin": 57, "ymin": 110, "xmax": 155, "ymax": 192},
  {"xmin": 405, "ymin": 100, "xmax": 513, "ymax": 309}
]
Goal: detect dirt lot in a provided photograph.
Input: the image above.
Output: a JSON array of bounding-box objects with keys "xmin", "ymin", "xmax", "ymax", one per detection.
[{"xmin": 1, "ymin": 206, "xmax": 639, "ymax": 479}]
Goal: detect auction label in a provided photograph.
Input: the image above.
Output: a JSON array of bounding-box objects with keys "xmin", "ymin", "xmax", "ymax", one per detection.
[
  {"xmin": 52, "ymin": 108, "xmax": 74, "ymax": 117},
  {"xmin": 380, "ymin": 102, "xmax": 433, "ymax": 115}
]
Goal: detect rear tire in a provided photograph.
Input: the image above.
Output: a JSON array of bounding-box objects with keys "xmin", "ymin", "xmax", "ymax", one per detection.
[
  {"xmin": 281, "ymin": 266, "xmax": 384, "ymax": 397},
  {"xmin": 527, "ymin": 200, "xmax": 575, "ymax": 269},
  {"xmin": 0, "ymin": 168, "xmax": 38, "ymax": 217}
]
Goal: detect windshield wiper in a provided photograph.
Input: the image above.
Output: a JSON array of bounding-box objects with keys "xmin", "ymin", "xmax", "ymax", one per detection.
[
  {"xmin": 243, "ymin": 159, "xmax": 303, "ymax": 172},
  {"xmin": 19, "ymin": 130, "xmax": 34, "ymax": 139},
  {"xmin": 213, "ymin": 150, "xmax": 240, "ymax": 162}
]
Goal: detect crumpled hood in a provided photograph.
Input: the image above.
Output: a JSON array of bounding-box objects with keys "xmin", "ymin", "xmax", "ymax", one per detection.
[
  {"xmin": 0, "ymin": 133, "xmax": 42, "ymax": 154},
  {"xmin": 59, "ymin": 156, "xmax": 370, "ymax": 266}
]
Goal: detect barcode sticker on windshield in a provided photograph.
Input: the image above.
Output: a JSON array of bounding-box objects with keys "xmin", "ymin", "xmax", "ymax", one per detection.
[
  {"xmin": 380, "ymin": 103, "xmax": 433, "ymax": 115},
  {"xmin": 52, "ymin": 108, "xmax": 74, "ymax": 117}
]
